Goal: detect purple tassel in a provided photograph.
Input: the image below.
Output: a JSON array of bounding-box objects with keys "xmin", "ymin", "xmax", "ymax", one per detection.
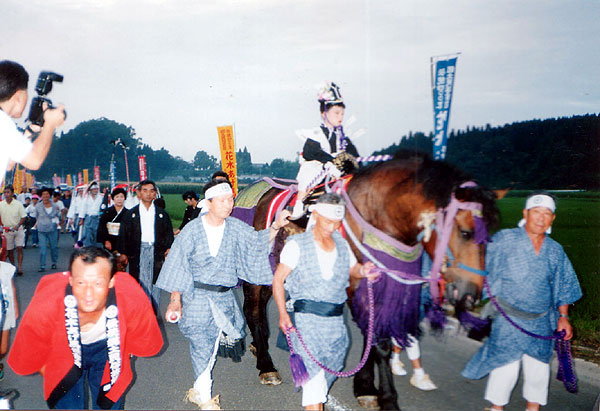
[
  {"xmin": 554, "ymin": 331, "xmax": 578, "ymax": 393},
  {"xmin": 426, "ymin": 303, "xmax": 447, "ymax": 331},
  {"xmin": 473, "ymin": 216, "xmax": 490, "ymax": 244},
  {"xmin": 457, "ymin": 309, "xmax": 490, "ymax": 332},
  {"xmin": 289, "ymin": 353, "xmax": 310, "ymax": 387}
]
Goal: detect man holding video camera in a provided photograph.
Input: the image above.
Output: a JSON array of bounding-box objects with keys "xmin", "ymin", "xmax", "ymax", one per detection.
[{"xmin": 0, "ymin": 60, "xmax": 65, "ymax": 186}]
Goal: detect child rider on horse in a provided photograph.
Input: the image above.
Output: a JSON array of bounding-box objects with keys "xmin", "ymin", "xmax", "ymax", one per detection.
[{"xmin": 290, "ymin": 82, "xmax": 360, "ymax": 220}]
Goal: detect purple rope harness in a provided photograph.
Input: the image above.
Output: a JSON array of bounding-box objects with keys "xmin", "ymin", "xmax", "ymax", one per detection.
[
  {"xmin": 483, "ymin": 278, "xmax": 577, "ymax": 393},
  {"xmin": 261, "ymin": 176, "xmax": 298, "ymax": 190},
  {"xmin": 285, "ymin": 278, "xmax": 375, "ymax": 385}
]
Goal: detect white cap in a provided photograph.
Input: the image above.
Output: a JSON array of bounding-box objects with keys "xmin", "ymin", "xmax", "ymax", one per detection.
[
  {"xmin": 525, "ymin": 194, "xmax": 556, "ymax": 213},
  {"xmin": 518, "ymin": 194, "xmax": 556, "ymax": 234}
]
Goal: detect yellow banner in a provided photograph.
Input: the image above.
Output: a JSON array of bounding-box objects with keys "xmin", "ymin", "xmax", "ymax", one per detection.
[
  {"xmin": 66, "ymin": 174, "xmax": 73, "ymax": 187},
  {"xmin": 13, "ymin": 164, "xmax": 22, "ymax": 193},
  {"xmin": 26, "ymin": 173, "xmax": 32, "ymax": 189},
  {"xmin": 83, "ymin": 169, "xmax": 89, "ymax": 184},
  {"xmin": 217, "ymin": 125, "xmax": 238, "ymax": 195}
]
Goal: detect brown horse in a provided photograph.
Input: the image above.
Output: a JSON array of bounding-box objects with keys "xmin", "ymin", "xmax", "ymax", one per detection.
[{"xmin": 234, "ymin": 151, "xmax": 500, "ymax": 409}]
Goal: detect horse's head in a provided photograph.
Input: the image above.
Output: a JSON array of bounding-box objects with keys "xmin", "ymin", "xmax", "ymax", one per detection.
[
  {"xmin": 345, "ymin": 152, "xmax": 501, "ymax": 314},
  {"xmin": 423, "ymin": 183, "xmax": 500, "ymax": 311}
]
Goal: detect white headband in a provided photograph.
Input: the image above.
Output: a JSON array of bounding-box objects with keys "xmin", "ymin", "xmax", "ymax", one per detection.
[
  {"xmin": 308, "ymin": 203, "xmax": 345, "ymax": 221},
  {"xmin": 525, "ymin": 194, "xmax": 556, "ymax": 213},
  {"xmin": 205, "ymin": 183, "xmax": 233, "ymax": 200}
]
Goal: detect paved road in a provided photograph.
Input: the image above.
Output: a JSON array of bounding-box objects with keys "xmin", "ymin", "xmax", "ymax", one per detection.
[{"xmin": 3, "ymin": 234, "xmax": 599, "ymax": 410}]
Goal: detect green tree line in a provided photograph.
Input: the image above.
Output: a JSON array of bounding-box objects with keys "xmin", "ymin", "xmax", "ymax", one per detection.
[
  {"xmin": 375, "ymin": 114, "xmax": 600, "ymax": 189},
  {"xmin": 34, "ymin": 114, "xmax": 599, "ymax": 189}
]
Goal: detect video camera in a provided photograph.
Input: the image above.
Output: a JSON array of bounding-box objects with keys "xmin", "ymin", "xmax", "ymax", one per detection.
[{"xmin": 27, "ymin": 71, "xmax": 65, "ymax": 126}]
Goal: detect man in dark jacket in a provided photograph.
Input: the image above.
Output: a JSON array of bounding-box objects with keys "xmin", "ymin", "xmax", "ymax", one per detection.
[
  {"xmin": 118, "ymin": 180, "xmax": 174, "ymax": 312},
  {"xmin": 173, "ymin": 190, "xmax": 200, "ymax": 236}
]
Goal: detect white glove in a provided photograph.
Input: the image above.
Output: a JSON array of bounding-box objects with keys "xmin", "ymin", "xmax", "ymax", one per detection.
[{"xmin": 325, "ymin": 162, "xmax": 342, "ymax": 179}]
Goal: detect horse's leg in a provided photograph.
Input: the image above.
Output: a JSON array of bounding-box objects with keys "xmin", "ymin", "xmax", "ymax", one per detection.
[
  {"xmin": 353, "ymin": 335, "xmax": 379, "ymax": 409},
  {"xmin": 242, "ymin": 282, "xmax": 282, "ymax": 385},
  {"xmin": 373, "ymin": 339, "xmax": 401, "ymax": 411}
]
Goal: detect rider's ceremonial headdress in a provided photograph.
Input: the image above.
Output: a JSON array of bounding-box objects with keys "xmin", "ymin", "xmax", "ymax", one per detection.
[{"xmin": 317, "ymin": 82, "xmax": 344, "ymax": 106}]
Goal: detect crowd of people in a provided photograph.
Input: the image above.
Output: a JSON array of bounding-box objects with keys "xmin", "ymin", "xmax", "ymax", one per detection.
[{"xmin": 0, "ymin": 59, "xmax": 585, "ymax": 411}]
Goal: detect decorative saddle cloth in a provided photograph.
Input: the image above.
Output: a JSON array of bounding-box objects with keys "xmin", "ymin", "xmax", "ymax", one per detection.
[{"xmin": 232, "ymin": 179, "xmax": 299, "ymax": 229}]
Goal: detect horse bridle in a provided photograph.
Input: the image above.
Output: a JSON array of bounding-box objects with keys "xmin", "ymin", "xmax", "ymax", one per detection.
[{"xmin": 330, "ymin": 179, "xmax": 488, "ymax": 302}]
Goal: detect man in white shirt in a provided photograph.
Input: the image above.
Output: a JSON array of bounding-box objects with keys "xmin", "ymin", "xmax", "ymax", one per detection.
[
  {"xmin": 25, "ymin": 194, "xmax": 39, "ymax": 247},
  {"xmin": 66, "ymin": 184, "xmax": 86, "ymax": 241},
  {"xmin": 80, "ymin": 182, "xmax": 102, "ymax": 247},
  {"xmin": 16, "ymin": 189, "xmax": 30, "ymax": 204},
  {"xmin": 0, "ymin": 60, "xmax": 65, "ymax": 186},
  {"xmin": 118, "ymin": 180, "xmax": 174, "ymax": 313},
  {"xmin": 0, "ymin": 185, "xmax": 26, "ymax": 275},
  {"xmin": 52, "ymin": 190, "xmax": 66, "ymax": 242}
]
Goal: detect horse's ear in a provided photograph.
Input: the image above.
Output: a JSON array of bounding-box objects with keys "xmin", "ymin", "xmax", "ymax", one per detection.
[{"xmin": 493, "ymin": 188, "xmax": 510, "ymax": 200}]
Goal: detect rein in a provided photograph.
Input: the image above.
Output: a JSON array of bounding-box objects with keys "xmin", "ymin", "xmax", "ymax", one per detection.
[
  {"xmin": 285, "ymin": 277, "xmax": 375, "ymax": 384},
  {"xmin": 483, "ymin": 278, "xmax": 577, "ymax": 393}
]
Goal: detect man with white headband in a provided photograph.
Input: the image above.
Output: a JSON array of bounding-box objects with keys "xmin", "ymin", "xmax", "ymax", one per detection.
[
  {"xmin": 463, "ymin": 191, "xmax": 582, "ymax": 411},
  {"xmin": 156, "ymin": 178, "xmax": 291, "ymax": 410},
  {"xmin": 273, "ymin": 193, "xmax": 377, "ymax": 410}
]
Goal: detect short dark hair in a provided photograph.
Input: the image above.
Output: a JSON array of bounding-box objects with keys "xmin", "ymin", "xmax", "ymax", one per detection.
[
  {"xmin": 138, "ymin": 179, "xmax": 157, "ymax": 191},
  {"xmin": 111, "ymin": 187, "xmax": 127, "ymax": 199},
  {"xmin": 182, "ymin": 190, "xmax": 198, "ymax": 201},
  {"xmin": 211, "ymin": 170, "xmax": 230, "ymax": 181},
  {"xmin": 319, "ymin": 101, "xmax": 346, "ymax": 114},
  {"xmin": 316, "ymin": 192, "xmax": 345, "ymax": 206},
  {"xmin": 69, "ymin": 246, "xmax": 117, "ymax": 278},
  {"xmin": 203, "ymin": 178, "xmax": 232, "ymax": 195},
  {"xmin": 3, "ymin": 185, "xmax": 14, "ymax": 193},
  {"xmin": 40, "ymin": 187, "xmax": 54, "ymax": 196},
  {"xmin": 0, "ymin": 60, "xmax": 28, "ymax": 102}
]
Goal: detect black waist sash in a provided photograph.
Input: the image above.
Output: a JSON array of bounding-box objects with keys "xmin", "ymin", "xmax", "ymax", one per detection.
[
  {"xmin": 194, "ymin": 281, "xmax": 232, "ymax": 293},
  {"xmin": 293, "ymin": 299, "xmax": 344, "ymax": 317}
]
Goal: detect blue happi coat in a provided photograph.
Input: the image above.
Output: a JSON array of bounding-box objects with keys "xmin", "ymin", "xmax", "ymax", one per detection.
[
  {"xmin": 462, "ymin": 227, "xmax": 582, "ymax": 379},
  {"xmin": 285, "ymin": 229, "xmax": 351, "ymax": 387},
  {"xmin": 156, "ymin": 215, "xmax": 272, "ymax": 376}
]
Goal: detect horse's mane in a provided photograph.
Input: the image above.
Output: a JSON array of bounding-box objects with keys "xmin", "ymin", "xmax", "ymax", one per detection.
[{"xmin": 354, "ymin": 150, "xmax": 499, "ymax": 228}]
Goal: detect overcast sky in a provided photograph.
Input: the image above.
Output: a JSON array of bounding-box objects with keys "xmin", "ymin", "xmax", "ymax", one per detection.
[{"xmin": 4, "ymin": 0, "xmax": 599, "ymax": 164}]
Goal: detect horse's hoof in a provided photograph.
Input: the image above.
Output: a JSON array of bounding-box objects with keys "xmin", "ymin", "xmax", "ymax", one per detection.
[
  {"xmin": 356, "ymin": 395, "xmax": 380, "ymax": 410},
  {"xmin": 259, "ymin": 371, "xmax": 282, "ymax": 386},
  {"xmin": 249, "ymin": 343, "xmax": 257, "ymax": 357}
]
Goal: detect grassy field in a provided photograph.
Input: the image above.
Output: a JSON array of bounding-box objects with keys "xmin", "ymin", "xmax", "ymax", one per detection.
[
  {"xmin": 162, "ymin": 192, "xmax": 600, "ymax": 357},
  {"xmin": 161, "ymin": 194, "xmax": 187, "ymax": 229}
]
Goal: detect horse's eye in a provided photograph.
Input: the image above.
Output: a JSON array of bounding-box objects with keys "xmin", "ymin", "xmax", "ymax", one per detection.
[{"xmin": 460, "ymin": 229, "xmax": 474, "ymax": 241}]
